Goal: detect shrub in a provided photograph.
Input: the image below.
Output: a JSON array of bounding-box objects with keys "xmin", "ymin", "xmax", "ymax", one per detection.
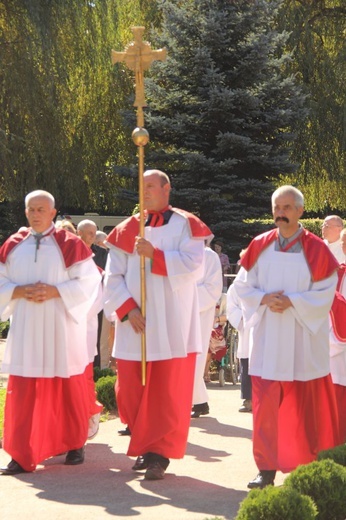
[
  {"xmin": 235, "ymin": 486, "xmax": 317, "ymax": 520},
  {"xmin": 317, "ymin": 444, "xmax": 346, "ymax": 467},
  {"xmin": 0, "ymin": 320, "xmax": 9, "ymax": 338},
  {"xmin": 93, "ymin": 366, "xmax": 115, "ymax": 382},
  {"xmin": 285, "ymin": 459, "xmax": 346, "ymax": 520},
  {"xmin": 95, "ymin": 375, "xmax": 116, "ymax": 411}
]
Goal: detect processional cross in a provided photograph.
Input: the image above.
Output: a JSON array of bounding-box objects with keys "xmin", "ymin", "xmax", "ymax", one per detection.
[{"xmin": 112, "ymin": 27, "xmax": 167, "ymax": 385}]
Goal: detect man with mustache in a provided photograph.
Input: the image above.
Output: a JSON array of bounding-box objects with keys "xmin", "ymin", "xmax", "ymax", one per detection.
[{"xmin": 233, "ymin": 185, "xmax": 341, "ymax": 489}]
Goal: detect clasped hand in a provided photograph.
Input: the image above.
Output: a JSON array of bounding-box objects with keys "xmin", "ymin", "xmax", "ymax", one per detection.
[
  {"xmin": 261, "ymin": 290, "xmax": 292, "ymax": 313},
  {"xmin": 14, "ymin": 282, "xmax": 59, "ymax": 303}
]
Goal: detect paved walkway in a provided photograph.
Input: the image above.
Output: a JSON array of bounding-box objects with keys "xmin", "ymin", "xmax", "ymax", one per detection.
[{"xmin": 0, "ymin": 340, "xmax": 286, "ymax": 520}]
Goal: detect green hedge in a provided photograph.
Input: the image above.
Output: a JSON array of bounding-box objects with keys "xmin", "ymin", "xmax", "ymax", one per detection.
[
  {"xmin": 235, "ymin": 445, "xmax": 346, "ymax": 520},
  {"xmin": 317, "ymin": 443, "xmax": 346, "ymax": 467},
  {"xmin": 235, "ymin": 486, "xmax": 317, "ymax": 520},
  {"xmin": 0, "ymin": 320, "xmax": 9, "ymax": 339},
  {"xmin": 284, "ymin": 459, "xmax": 346, "ymax": 520},
  {"xmin": 95, "ymin": 375, "xmax": 117, "ymax": 412},
  {"xmin": 93, "ymin": 366, "xmax": 116, "ymax": 382}
]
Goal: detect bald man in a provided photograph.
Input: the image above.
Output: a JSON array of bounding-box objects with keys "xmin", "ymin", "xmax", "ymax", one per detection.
[{"xmin": 322, "ymin": 215, "xmax": 345, "ymax": 264}]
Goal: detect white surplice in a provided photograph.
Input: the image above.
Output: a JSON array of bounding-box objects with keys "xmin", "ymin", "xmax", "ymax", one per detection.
[
  {"xmin": 193, "ymin": 246, "xmax": 223, "ymax": 404},
  {"xmin": 226, "ymin": 282, "xmax": 250, "ymax": 359},
  {"xmin": 234, "ymin": 243, "xmax": 337, "ymax": 382},
  {"xmin": 104, "ymin": 212, "xmax": 205, "ymax": 361},
  {"xmin": 0, "ymin": 234, "xmax": 101, "ymax": 377}
]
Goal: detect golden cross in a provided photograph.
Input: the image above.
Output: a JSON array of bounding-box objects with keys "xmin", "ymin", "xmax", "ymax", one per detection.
[{"xmin": 112, "ymin": 26, "xmax": 166, "ymax": 124}]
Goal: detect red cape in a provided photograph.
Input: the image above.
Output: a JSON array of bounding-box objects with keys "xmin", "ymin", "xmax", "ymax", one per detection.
[
  {"xmin": 106, "ymin": 207, "xmax": 213, "ymax": 254},
  {"xmin": 0, "ymin": 227, "xmax": 93, "ymax": 268},
  {"xmin": 240, "ymin": 227, "xmax": 338, "ymax": 282},
  {"xmin": 330, "ymin": 264, "xmax": 346, "ymax": 342}
]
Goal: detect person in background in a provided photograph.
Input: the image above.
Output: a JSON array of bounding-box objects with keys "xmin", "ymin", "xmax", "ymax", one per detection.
[
  {"xmin": 56, "ymin": 219, "xmax": 77, "ymax": 234},
  {"xmin": 95, "ymin": 230, "xmax": 108, "ymax": 249},
  {"xmin": 340, "ymin": 228, "xmax": 346, "ymax": 253},
  {"xmin": 77, "ymin": 220, "xmax": 104, "ymax": 440},
  {"xmin": 322, "ymin": 215, "xmax": 345, "ymax": 263},
  {"xmin": 234, "ymin": 185, "xmax": 340, "ymax": 489},
  {"xmin": 94, "ymin": 230, "xmax": 112, "ymax": 370},
  {"xmin": 191, "ymin": 243, "xmax": 222, "ymax": 418},
  {"xmin": 227, "ymin": 283, "xmax": 252, "ymax": 413},
  {"xmin": 0, "ymin": 190, "xmax": 100, "ymax": 475},
  {"xmin": 104, "ymin": 169, "xmax": 212, "ymax": 480},
  {"xmin": 213, "ymin": 239, "xmax": 230, "ymax": 292},
  {"xmin": 329, "ymin": 227, "xmax": 346, "ymax": 442},
  {"xmin": 77, "ymin": 219, "xmax": 107, "ymax": 368},
  {"xmin": 203, "ymin": 293, "xmax": 228, "ymax": 384}
]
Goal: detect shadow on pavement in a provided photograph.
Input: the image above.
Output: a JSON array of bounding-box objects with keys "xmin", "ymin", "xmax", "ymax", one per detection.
[{"xmin": 10, "ymin": 442, "xmax": 246, "ymax": 519}]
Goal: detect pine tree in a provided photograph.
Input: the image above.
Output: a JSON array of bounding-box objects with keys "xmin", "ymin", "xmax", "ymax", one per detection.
[{"xmin": 142, "ymin": 0, "xmax": 308, "ymax": 258}]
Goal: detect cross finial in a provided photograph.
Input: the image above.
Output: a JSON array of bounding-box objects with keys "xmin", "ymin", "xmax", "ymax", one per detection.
[{"xmin": 112, "ymin": 26, "xmax": 167, "ymax": 116}]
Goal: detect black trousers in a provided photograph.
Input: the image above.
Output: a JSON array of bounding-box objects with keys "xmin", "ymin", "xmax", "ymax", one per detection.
[{"xmin": 240, "ymin": 358, "xmax": 252, "ymax": 400}]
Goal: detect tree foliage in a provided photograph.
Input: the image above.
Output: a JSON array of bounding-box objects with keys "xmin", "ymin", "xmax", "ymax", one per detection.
[
  {"xmin": 277, "ymin": 0, "xmax": 346, "ymax": 213},
  {"xmin": 0, "ymin": 0, "xmax": 149, "ymax": 227},
  {"xmin": 132, "ymin": 0, "xmax": 308, "ymax": 257}
]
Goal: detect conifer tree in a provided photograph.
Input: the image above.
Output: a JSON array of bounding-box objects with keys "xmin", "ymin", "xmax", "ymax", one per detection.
[{"xmin": 142, "ymin": 0, "xmax": 307, "ymax": 258}]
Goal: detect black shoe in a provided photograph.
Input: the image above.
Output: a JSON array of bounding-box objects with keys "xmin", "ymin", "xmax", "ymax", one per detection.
[
  {"xmin": 0, "ymin": 459, "xmax": 27, "ymax": 475},
  {"xmin": 191, "ymin": 402, "xmax": 210, "ymax": 418},
  {"xmin": 118, "ymin": 426, "xmax": 131, "ymax": 436},
  {"xmin": 247, "ymin": 470, "xmax": 276, "ymax": 489},
  {"xmin": 64, "ymin": 447, "xmax": 85, "ymax": 466},
  {"xmin": 132, "ymin": 454, "xmax": 150, "ymax": 471}
]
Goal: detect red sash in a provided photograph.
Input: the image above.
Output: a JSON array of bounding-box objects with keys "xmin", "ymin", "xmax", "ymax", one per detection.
[
  {"xmin": 106, "ymin": 207, "xmax": 213, "ymax": 254},
  {"xmin": 330, "ymin": 264, "xmax": 346, "ymax": 342},
  {"xmin": 240, "ymin": 228, "xmax": 338, "ymax": 282},
  {"xmin": 0, "ymin": 228, "xmax": 92, "ymax": 268}
]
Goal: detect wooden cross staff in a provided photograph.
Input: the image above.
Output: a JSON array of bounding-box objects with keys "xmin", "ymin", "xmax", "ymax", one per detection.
[{"xmin": 112, "ymin": 26, "xmax": 167, "ymax": 385}]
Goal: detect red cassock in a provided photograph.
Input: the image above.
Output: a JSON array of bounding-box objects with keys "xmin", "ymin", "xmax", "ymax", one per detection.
[{"xmin": 106, "ymin": 207, "xmax": 210, "ymax": 459}]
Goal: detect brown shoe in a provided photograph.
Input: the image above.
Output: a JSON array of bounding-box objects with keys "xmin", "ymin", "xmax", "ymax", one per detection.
[{"xmin": 144, "ymin": 461, "xmax": 166, "ymax": 480}]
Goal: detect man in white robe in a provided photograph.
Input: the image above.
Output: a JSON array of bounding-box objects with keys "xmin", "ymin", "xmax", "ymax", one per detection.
[
  {"xmin": 0, "ymin": 190, "xmax": 101, "ymax": 474},
  {"xmin": 227, "ymin": 281, "xmax": 252, "ymax": 412},
  {"xmin": 77, "ymin": 220, "xmax": 105, "ymax": 439},
  {"xmin": 234, "ymin": 185, "xmax": 340, "ymax": 489},
  {"xmin": 104, "ymin": 169, "xmax": 212, "ymax": 480},
  {"xmin": 191, "ymin": 245, "xmax": 222, "ymax": 417},
  {"xmin": 329, "ymin": 228, "xmax": 346, "ymax": 442}
]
